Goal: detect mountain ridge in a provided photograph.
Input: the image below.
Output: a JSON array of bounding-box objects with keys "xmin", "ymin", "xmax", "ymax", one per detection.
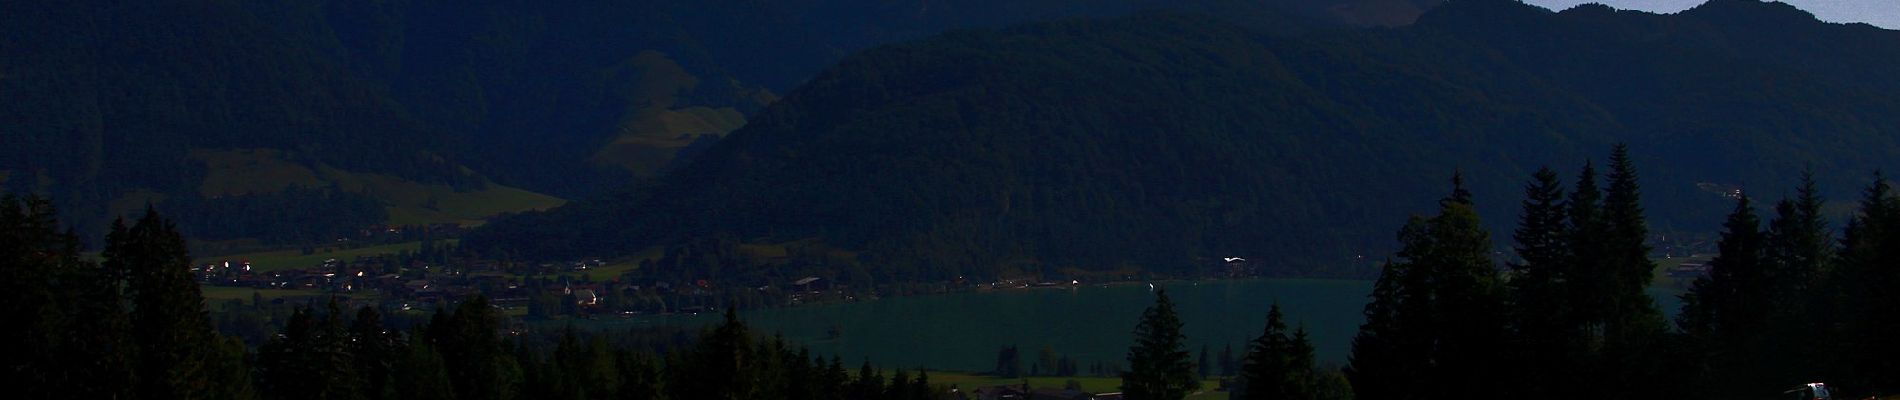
[{"xmin": 468, "ymin": 0, "xmax": 1900, "ymax": 279}]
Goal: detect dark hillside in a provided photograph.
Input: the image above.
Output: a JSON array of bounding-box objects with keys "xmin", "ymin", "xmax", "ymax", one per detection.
[
  {"xmin": 469, "ymin": 0, "xmax": 1900, "ymax": 279},
  {"xmin": 1, "ymin": 0, "xmax": 1429, "ymax": 242}
]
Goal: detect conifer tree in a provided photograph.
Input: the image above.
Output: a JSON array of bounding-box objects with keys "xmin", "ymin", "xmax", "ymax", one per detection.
[
  {"xmin": 1, "ymin": 196, "xmax": 73, "ymax": 397},
  {"xmin": 1421, "ymin": 173, "xmax": 1507, "ymax": 400},
  {"xmin": 1677, "ymin": 196, "xmax": 1771, "ymax": 398},
  {"xmin": 1121, "ymin": 289, "xmax": 1200, "ymax": 400},
  {"xmin": 392, "ymin": 338, "xmax": 456, "ymax": 400},
  {"xmin": 431, "ymin": 296, "xmax": 516, "ymax": 400},
  {"xmin": 1346, "ymin": 174, "xmax": 1505, "ymax": 400},
  {"xmin": 1565, "ymin": 161, "xmax": 1613, "ymax": 341},
  {"xmin": 822, "ymin": 356, "xmax": 850, "ymax": 400},
  {"xmin": 350, "ymin": 307, "xmax": 397, "ymax": 400},
  {"xmin": 1198, "ymin": 345, "xmax": 1211, "ymax": 379},
  {"xmin": 121, "ymin": 207, "xmax": 224, "ymax": 399},
  {"xmin": 886, "ymin": 369, "xmax": 912, "ymax": 400},
  {"xmin": 616, "ymin": 350, "xmax": 664, "ymax": 400},
  {"xmin": 1235, "ymin": 304, "xmax": 1312, "ymax": 400},
  {"xmin": 259, "ymin": 303, "xmax": 362, "ymax": 400},
  {"xmin": 1345, "ymin": 261, "xmax": 1409, "ymax": 400},
  {"xmin": 853, "ymin": 359, "xmax": 885, "ymax": 400},
  {"xmin": 1506, "ymin": 167, "xmax": 1575, "ymax": 398},
  {"xmin": 1766, "ymin": 171, "xmax": 1832, "ymax": 301},
  {"xmin": 1831, "ymin": 174, "xmax": 1900, "ymax": 394},
  {"xmin": 911, "ymin": 370, "xmax": 933, "ymax": 400},
  {"xmin": 1602, "ymin": 145, "xmax": 1667, "ymax": 343},
  {"xmin": 785, "ymin": 348, "xmax": 818, "ymax": 400},
  {"xmin": 1762, "ymin": 172, "xmax": 1834, "ymax": 384},
  {"xmin": 1220, "ymin": 344, "xmax": 1236, "ymax": 377}
]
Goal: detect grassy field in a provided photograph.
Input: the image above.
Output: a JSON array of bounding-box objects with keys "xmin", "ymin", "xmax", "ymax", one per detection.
[
  {"xmin": 189, "ymin": 148, "xmax": 567, "ymax": 227},
  {"xmin": 192, "ymin": 148, "xmax": 326, "ymax": 196},
  {"xmin": 200, "ymin": 286, "xmax": 378, "ymax": 311},
  {"xmin": 1652, "ymin": 254, "xmax": 1710, "ymax": 294},
  {"xmin": 204, "ymin": 240, "xmax": 457, "ymax": 272},
  {"xmin": 930, "ymin": 371, "xmax": 1228, "ymax": 399},
  {"xmin": 577, "ymin": 262, "xmax": 640, "ymax": 281},
  {"xmin": 200, "ymin": 286, "xmax": 329, "ymax": 301}
]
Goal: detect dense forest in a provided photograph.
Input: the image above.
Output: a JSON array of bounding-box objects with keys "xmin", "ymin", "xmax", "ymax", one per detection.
[
  {"xmin": 1345, "ymin": 146, "xmax": 1900, "ymax": 399},
  {"xmin": 0, "ymin": 197, "xmax": 955, "ymax": 400},
  {"xmin": 13, "ymin": 144, "xmax": 1900, "ymax": 398},
  {"xmin": 0, "ymin": 195, "xmax": 1344, "ymax": 400},
  {"xmin": 470, "ymin": 0, "xmax": 1900, "ymax": 281},
  {"xmin": 0, "ymin": 0, "xmax": 1427, "ymax": 243}
]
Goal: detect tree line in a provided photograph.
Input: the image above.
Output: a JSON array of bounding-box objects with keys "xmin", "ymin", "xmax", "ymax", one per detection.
[
  {"xmin": 1117, "ymin": 287, "xmax": 1355, "ymax": 400},
  {"xmin": 1114, "ymin": 145, "xmax": 1900, "ymax": 400},
  {"xmin": 1, "ymin": 197, "xmax": 953, "ymax": 400},
  {"xmin": 1344, "ymin": 145, "xmax": 1900, "ymax": 400}
]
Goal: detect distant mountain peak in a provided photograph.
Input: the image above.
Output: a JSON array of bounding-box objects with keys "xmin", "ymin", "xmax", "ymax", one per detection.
[
  {"xmin": 1412, "ymin": 0, "xmax": 1555, "ymax": 30},
  {"xmin": 1681, "ymin": 0, "xmax": 1822, "ymax": 25}
]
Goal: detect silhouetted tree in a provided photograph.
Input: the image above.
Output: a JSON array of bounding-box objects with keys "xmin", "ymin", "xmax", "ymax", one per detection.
[{"xmin": 1121, "ymin": 289, "xmax": 1200, "ymax": 400}]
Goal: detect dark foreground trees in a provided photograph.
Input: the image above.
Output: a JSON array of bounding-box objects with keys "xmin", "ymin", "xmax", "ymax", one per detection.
[
  {"xmin": 1658, "ymin": 171, "xmax": 1899, "ymax": 398},
  {"xmin": 1344, "ymin": 172, "xmax": 1507, "ymax": 400},
  {"xmin": 1121, "ymin": 289, "xmax": 1201, "ymax": 400},
  {"xmin": 1352, "ymin": 146, "xmax": 1900, "ymax": 399},
  {"xmin": 5, "ymin": 198, "xmax": 940, "ymax": 400},
  {"xmin": 1232, "ymin": 303, "xmax": 1351, "ymax": 400},
  {"xmin": 4, "ymin": 199, "xmax": 253, "ymax": 400}
]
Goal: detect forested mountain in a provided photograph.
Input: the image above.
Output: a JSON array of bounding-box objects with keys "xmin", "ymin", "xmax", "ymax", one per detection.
[
  {"xmin": 468, "ymin": 0, "xmax": 1900, "ymax": 279},
  {"xmin": 0, "ymin": 0, "xmax": 1426, "ymax": 245}
]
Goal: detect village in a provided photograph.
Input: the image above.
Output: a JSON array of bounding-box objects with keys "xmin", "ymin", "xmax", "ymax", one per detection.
[{"xmin": 193, "ymin": 249, "xmax": 853, "ymax": 320}]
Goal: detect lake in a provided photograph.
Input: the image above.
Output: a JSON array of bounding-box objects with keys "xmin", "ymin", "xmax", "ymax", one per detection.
[{"xmin": 597, "ymin": 278, "xmax": 1687, "ymax": 372}]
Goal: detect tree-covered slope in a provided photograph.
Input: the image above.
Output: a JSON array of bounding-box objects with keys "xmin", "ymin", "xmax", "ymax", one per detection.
[
  {"xmin": 469, "ymin": 0, "xmax": 1900, "ymax": 279},
  {"xmin": 0, "ymin": 0, "xmax": 1435, "ymax": 243}
]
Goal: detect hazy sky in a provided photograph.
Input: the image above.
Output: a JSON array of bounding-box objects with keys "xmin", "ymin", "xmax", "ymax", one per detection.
[{"xmin": 1522, "ymin": 1, "xmax": 1900, "ymax": 29}]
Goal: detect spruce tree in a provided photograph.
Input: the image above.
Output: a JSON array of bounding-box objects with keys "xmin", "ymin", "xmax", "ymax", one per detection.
[
  {"xmin": 1, "ymin": 196, "xmax": 81, "ymax": 397},
  {"xmin": 1761, "ymin": 172, "xmax": 1835, "ymax": 385},
  {"xmin": 1421, "ymin": 173, "xmax": 1507, "ymax": 400},
  {"xmin": 1566, "ymin": 161, "xmax": 1610, "ymax": 337},
  {"xmin": 1598, "ymin": 147, "xmax": 1675, "ymax": 398},
  {"xmin": 854, "ymin": 359, "xmax": 885, "ymax": 400},
  {"xmin": 1220, "ymin": 344, "xmax": 1236, "ymax": 377},
  {"xmin": 911, "ymin": 370, "xmax": 932, "ymax": 400},
  {"xmin": 1235, "ymin": 304, "xmax": 1310, "ymax": 400},
  {"xmin": 1766, "ymin": 171, "xmax": 1832, "ymax": 301},
  {"xmin": 822, "ymin": 356, "xmax": 850, "ymax": 400},
  {"xmin": 392, "ymin": 339, "xmax": 456, "ymax": 400},
  {"xmin": 1345, "ymin": 261, "xmax": 1409, "ymax": 400},
  {"xmin": 1677, "ymin": 196, "xmax": 1771, "ymax": 398},
  {"xmin": 350, "ymin": 307, "xmax": 397, "ymax": 400},
  {"xmin": 786, "ymin": 348, "xmax": 818, "ymax": 400},
  {"xmin": 1602, "ymin": 145, "xmax": 1667, "ymax": 342},
  {"xmin": 1506, "ymin": 167, "xmax": 1575, "ymax": 398},
  {"xmin": 1121, "ymin": 289, "xmax": 1200, "ymax": 400},
  {"xmin": 432, "ymin": 296, "xmax": 513, "ymax": 400},
  {"xmin": 1832, "ymin": 174, "xmax": 1900, "ymax": 394},
  {"xmin": 1287, "ymin": 328, "xmax": 1318, "ymax": 398},
  {"xmin": 259, "ymin": 303, "xmax": 362, "ymax": 400},
  {"xmin": 885, "ymin": 369, "xmax": 912, "ymax": 400},
  {"xmin": 121, "ymin": 207, "xmax": 224, "ymax": 400},
  {"xmin": 616, "ymin": 351, "xmax": 665, "ymax": 400},
  {"xmin": 1198, "ymin": 345, "xmax": 1211, "ymax": 379},
  {"xmin": 71, "ymin": 222, "xmax": 138, "ymax": 400},
  {"xmin": 1346, "ymin": 174, "xmax": 1505, "ymax": 400}
]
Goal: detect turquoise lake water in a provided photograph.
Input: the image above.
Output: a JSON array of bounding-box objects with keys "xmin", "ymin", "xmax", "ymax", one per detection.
[{"xmin": 599, "ymin": 278, "xmax": 1686, "ymax": 372}]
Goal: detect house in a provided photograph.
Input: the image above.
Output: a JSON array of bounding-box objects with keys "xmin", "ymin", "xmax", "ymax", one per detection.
[
  {"xmin": 1668, "ymin": 263, "xmax": 1711, "ymax": 278},
  {"xmin": 973, "ymin": 385, "xmax": 1028, "ymax": 400},
  {"xmin": 1030, "ymin": 389, "xmax": 1099, "ymax": 400},
  {"xmin": 574, "ymin": 289, "xmax": 600, "ymax": 305}
]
